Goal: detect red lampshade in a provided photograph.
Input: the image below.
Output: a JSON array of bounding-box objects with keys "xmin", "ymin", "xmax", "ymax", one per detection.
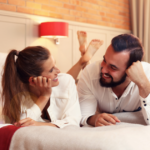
[{"xmin": 39, "ymin": 22, "xmax": 68, "ymax": 38}]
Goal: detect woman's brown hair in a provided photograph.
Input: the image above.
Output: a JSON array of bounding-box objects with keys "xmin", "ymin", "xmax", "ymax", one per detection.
[{"xmin": 2, "ymin": 46, "xmax": 50, "ymax": 123}]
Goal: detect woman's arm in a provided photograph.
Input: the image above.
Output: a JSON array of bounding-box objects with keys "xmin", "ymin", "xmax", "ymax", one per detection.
[
  {"xmin": 28, "ymin": 76, "xmax": 52, "ymax": 111},
  {"xmin": 50, "ymin": 75, "xmax": 82, "ymax": 128},
  {"xmin": 14, "ymin": 118, "xmax": 58, "ymax": 127},
  {"xmin": 20, "ymin": 76, "xmax": 52, "ymax": 121}
]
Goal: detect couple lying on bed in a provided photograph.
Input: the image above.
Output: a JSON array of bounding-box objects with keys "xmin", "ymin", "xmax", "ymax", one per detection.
[{"xmin": 1, "ymin": 32, "xmax": 150, "ymax": 128}]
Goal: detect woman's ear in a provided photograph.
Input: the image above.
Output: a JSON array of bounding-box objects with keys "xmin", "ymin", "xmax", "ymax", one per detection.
[{"xmin": 28, "ymin": 77, "xmax": 34, "ymax": 86}]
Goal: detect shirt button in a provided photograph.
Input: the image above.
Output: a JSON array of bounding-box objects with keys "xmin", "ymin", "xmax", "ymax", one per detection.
[
  {"xmin": 143, "ymin": 101, "xmax": 145, "ymax": 103},
  {"xmin": 147, "ymin": 118, "xmax": 149, "ymax": 121},
  {"xmin": 116, "ymin": 98, "xmax": 118, "ymax": 100},
  {"xmin": 144, "ymin": 104, "xmax": 147, "ymax": 106}
]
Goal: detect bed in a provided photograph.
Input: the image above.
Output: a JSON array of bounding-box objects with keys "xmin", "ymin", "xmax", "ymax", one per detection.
[
  {"xmin": 0, "ymin": 52, "xmax": 150, "ymax": 150},
  {"xmin": 0, "ymin": 110, "xmax": 150, "ymax": 150}
]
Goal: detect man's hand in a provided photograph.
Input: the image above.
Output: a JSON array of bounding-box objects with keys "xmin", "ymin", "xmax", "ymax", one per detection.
[
  {"xmin": 14, "ymin": 118, "xmax": 57, "ymax": 127},
  {"xmin": 87, "ymin": 113, "xmax": 120, "ymax": 127},
  {"xmin": 95, "ymin": 113, "xmax": 120, "ymax": 126},
  {"xmin": 126, "ymin": 61, "xmax": 150, "ymax": 98},
  {"xmin": 126, "ymin": 61, "xmax": 147, "ymax": 86}
]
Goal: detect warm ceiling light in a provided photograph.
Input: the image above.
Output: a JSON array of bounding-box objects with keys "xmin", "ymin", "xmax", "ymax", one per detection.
[{"xmin": 39, "ymin": 22, "xmax": 68, "ymax": 44}]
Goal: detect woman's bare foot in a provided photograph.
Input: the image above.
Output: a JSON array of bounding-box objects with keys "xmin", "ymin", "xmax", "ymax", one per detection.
[
  {"xmin": 77, "ymin": 31, "xmax": 87, "ymax": 55},
  {"xmin": 80, "ymin": 39, "xmax": 103, "ymax": 64}
]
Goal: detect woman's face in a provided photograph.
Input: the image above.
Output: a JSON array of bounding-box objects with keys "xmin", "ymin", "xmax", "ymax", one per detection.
[{"xmin": 41, "ymin": 55, "xmax": 60, "ymax": 87}]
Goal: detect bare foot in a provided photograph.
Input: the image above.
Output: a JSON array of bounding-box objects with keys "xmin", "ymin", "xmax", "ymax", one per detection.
[
  {"xmin": 80, "ymin": 39, "xmax": 103, "ymax": 64},
  {"xmin": 77, "ymin": 31, "xmax": 87, "ymax": 55}
]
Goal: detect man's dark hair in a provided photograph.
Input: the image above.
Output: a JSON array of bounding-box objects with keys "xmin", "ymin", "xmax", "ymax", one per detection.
[{"xmin": 111, "ymin": 34, "xmax": 144, "ymax": 68}]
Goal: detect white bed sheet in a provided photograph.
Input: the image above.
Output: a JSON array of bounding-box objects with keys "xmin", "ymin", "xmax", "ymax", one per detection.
[
  {"xmin": 9, "ymin": 123, "xmax": 150, "ymax": 150},
  {"xmin": 9, "ymin": 111, "xmax": 149, "ymax": 150}
]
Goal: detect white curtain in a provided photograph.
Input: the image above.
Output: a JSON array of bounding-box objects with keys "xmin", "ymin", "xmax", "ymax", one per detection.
[{"xmin": 130, "ymin": 0, "xmax": 150, "ymax": 62}]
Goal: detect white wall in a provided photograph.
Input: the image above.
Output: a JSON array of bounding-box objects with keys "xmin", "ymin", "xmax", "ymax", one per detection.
[{"xmin": 0, "ymin": 10, "xmax": 131, "ymax": 73}]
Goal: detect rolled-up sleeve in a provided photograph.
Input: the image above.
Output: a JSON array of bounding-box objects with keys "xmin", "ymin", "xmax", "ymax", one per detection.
[
  {"xmin": 51, "ymin": 76, "xmax": 81, "ymax": 128},
  {"xmin": 77, "ymin": 68, "xmax": 97, "ymax": 126},
  {"xmin": 139, "ymin": 62, "xmax": 150, "ymax": 125},
  {"xmin": 20, "ymin": 96, "xmax": 42, "ymax": 121},
  {"xmin": 140, "ymin": 94, "xmax": 150, "ymax": 125}
]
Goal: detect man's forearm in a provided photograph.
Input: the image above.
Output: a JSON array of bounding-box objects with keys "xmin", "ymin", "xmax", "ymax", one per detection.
[
  {"xmin": 87, "ymin": 114, "xmax": 97, "ymax": 126},
  {"xmin": 138, "ymin": 82, "xmax": 150, "ymax": 98}
]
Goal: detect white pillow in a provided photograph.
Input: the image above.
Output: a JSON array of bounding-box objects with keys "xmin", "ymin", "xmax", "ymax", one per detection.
[
  {"xmin": 0, "ymin": 52, "xmax": 8, "ymax": 124},
  {"xmin": 0, "ymin": 52, "xmax": 8, "ymax": 77}
]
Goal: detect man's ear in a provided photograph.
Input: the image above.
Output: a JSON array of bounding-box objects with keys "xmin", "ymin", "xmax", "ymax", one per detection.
[{"xmin": 142, "ymin": 50, "xmax": 145, "ymax": 61}]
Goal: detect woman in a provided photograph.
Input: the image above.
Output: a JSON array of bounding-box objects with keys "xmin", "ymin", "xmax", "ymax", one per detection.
[
  {"xmin": 2, "ymin": 46, "xmax": 82, "ymax": 128},
  {"xmin": 1, "ymin": 31, "xmax": 103, "ymax": 128}
]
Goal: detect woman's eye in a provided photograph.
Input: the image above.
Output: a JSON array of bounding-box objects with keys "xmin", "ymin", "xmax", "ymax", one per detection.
[{"xmin": 50, "ymin": 68, "xmax": 54, "ymax": 72}]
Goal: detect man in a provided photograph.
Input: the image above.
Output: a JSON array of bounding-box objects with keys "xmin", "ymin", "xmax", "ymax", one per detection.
[{"xmin": 77, "ymin": 34, "xmax": 150, "ymax": 127}]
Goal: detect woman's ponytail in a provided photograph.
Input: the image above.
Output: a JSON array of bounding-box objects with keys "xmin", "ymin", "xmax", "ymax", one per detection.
[
  {"xmin": 2, "ymin": 50, "xmax": 23, "ymax": 123},
  {"xmin": 2, "ymin": 46, "xmax": 50, "ymax": 123}
]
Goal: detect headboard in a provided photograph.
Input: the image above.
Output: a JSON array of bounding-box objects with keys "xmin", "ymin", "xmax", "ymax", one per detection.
[{"xmin": 0, "ymin": 10, "xmax": 131, "ymax": 73}]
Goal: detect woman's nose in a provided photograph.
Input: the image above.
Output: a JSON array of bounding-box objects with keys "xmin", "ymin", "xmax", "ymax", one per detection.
[{"xmin": 55, "ymin": 67, "xmax": 60, "ymax": 74}]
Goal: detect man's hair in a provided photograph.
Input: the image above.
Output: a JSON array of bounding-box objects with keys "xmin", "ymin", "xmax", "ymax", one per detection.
[{"xmin": 111, "ymin": 34, "xmax": 144, "ymax": 68}]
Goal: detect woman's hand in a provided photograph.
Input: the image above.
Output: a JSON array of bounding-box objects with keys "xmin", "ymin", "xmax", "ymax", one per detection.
[
  {"xmin": 29, "ymin": 76, "xmax": 52, "ymax": 111},
  {"xmin": 29, "ymin": 76, "xmax": 52, "ymax": 98},
  {"xmin": 14, "ymin": 118, "xmax": 57, "ymax": 127}
]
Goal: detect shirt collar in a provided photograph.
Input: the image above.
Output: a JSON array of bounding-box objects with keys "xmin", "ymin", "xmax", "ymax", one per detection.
[
  {"xmin": 121, "ymin": 81, "xmax": 135, "ymax": 97},
  {"xmin": 108, "ymin": 81, "xmax": 135, "ymax": 98}
]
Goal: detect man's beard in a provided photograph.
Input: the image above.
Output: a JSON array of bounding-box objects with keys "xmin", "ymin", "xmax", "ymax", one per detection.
[{"xmin": 99, "ymin": 72, "xmax": 127, "ymax": 88}]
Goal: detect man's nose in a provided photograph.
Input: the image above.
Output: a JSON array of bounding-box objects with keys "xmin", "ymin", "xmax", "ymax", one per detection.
[{"xmin": 101, "ymin": 65, "xmax": 109, "ymax": 74}]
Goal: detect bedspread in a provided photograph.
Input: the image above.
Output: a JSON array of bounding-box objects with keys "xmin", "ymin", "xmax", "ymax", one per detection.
[
  {"xmin": 9, "ymin": 123, "xmax": 150, "ymax": 150},
  {"xmin": 0, "ymin": 111, "xmax": 149, "ymax": 150},
  {"xmin": 0, "ymin": 125, "xmax": 21, "ymax": 150}
]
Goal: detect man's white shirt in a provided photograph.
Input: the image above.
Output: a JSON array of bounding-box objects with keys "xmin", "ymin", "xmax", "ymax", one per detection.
[{"xmin": 77, "ymin": 61, "xmax": 150, "ymax": 126}]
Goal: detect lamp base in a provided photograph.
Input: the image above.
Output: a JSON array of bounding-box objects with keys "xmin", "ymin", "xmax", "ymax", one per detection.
[{"xmin": 54, "ymin": 38, "xmax": 59, "ymax": 45}]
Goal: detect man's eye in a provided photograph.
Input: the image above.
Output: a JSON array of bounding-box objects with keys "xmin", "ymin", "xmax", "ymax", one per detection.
[{"xmin": 111, "ymin": 66, "xmax": 117, "ymax": 70}]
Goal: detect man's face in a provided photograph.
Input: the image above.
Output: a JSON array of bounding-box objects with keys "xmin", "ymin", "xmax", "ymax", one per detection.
[{"xmin": 99, "ymin": 44, "xmax": 130, "ymax": 87}]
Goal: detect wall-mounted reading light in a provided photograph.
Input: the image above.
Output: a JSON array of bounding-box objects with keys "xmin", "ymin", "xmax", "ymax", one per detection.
[{"xmin": 39, "ymin": 22, "xmax": 68, "ymax": 44}]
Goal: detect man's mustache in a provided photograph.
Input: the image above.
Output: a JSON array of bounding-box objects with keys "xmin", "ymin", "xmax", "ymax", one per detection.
[
  {"xmin": 100, "ymin": 73, "xmax": 113, "ymax": 80},
  {"xmin": 100, "ymin": 67, "xmax": 113, "ymax": 79},
  {"xmin": 100, "ymin": 73, "xmax": 111, "ymax": 78}
]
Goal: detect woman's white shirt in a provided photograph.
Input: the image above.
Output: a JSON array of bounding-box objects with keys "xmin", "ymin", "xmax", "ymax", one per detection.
[{"xmin": 21, "ymin": 73, "xmax": 81, "ymax": 128}]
